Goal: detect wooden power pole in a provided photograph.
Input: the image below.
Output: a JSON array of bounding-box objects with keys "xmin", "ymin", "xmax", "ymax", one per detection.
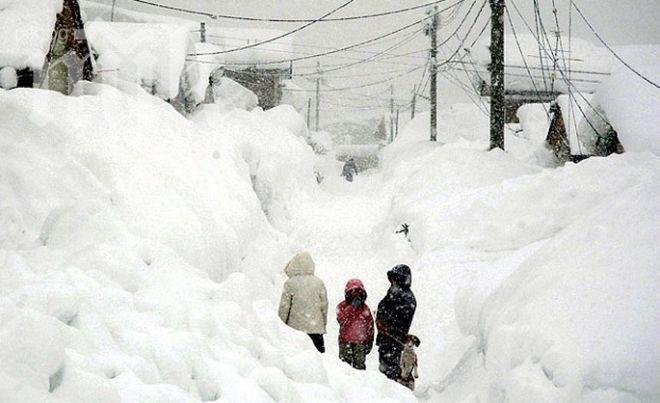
[
  {"xmin": 389, "ymin": 84, "xmax": 395, "ymax": 142},
  {"xmin": 489, "ymin": 0, "xmax": 505, "ymax": 150},
  {"xmin": 200, "ymin": 22, "xmax": 206, "ymax": 43},
  {"xmin": 428, "ymin": 6, "xmax": 439, "ymax": 141},
  {"xmin": 315, "ymin": 62, "xmax": 321, "ymax": 131},
  {"xmin": 306, "ymin": 97, "xmax": 312, "ymax": 129},
  {"xmin": 411, "ymin": 85, "xmax": 417, "ymax": 119}
]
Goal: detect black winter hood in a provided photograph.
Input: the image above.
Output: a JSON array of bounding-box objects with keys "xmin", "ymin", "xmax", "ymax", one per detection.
[{"xmin": 387, "ymin": 264, "xmax": 412, "ymax": 289}]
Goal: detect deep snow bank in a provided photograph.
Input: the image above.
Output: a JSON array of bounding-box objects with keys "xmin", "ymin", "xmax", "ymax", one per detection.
[
  {"xmin": 594, "ymin": 65, "xmax": 660, "ymax": 156},
  {"xmin": 464, "ymin": 172, "xmax": 659, "ymax": 402},
  {"xmin": 0, "ymin": 84, "xmax": 414, "ymax": 402},
  {"xmin": 193, "ymin": 104, "xmax": 318, "ymax": 232},
  {"xmin": 377, "ymin": 102, "xmax": 660, "ymax": 402}
]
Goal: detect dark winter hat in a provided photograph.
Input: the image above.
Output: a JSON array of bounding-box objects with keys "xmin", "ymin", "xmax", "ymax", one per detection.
[{"xmin": 387, "ymin": 264, "xmax": 412, "ymax": 288}]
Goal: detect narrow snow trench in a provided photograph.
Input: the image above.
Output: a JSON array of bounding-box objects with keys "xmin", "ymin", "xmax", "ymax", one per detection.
[
  {"xmin": 283, "ymin": 170, "xmax": 422, "ymax": 394},
  {"xmin": 280, "ymin": 165, "xmax": 548, "ymax": 401}
]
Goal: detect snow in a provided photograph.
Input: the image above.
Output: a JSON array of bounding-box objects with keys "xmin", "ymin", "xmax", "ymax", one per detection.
[
  {"xmin": 2, "ymin": 11, "xmax": 659, "ymax": 400},
  {"xmin": 87, "ymin": 22, "xmax": 194, "ymax": 100},
  {"xmin": 212, "ymin": 76, "xmax": 260, "ymax": 111},
  {"xmin": 204, "ymin": 27, "xmax": 294, "ymax": 69},
  {"xmin": 0, "ymin": 66, "xmax": 18, "ymax": 89},
  {"xmin": 187, "ymin": 42, "xmax": 224, "ymax": 103},
  {"xmin": 0, "ymin": 82, "xmax": 418, "ymax": 402},
  {"xmin": 594, "ymin": 64, "xmax": 660, "ymax": 155},
  {"xmin": 473, "ymin": 33, "xmax": 608, "ymax": 93},
  {"xmin": 193, "ymin": 104, "xmax": 317, "ymax": 231},
  {"xmin": 81, "ymin": 0, "xmax": 196, "ymax": 26},
  {"xmin": 370, "ymin": 102, "xmax": 660, "ymax": 402},
  {"xmin": 470, "ymin": 174, "xmax": 659, "ymax": 401},
  {"xmin": 0, "ymin": 0, "xmax": 63, "ymax": 71}
]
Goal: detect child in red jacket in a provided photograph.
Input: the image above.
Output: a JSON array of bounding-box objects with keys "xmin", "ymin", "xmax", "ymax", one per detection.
[{"xmin": 336, "ymin": 279, "xmax": 374, "ymax": 370}]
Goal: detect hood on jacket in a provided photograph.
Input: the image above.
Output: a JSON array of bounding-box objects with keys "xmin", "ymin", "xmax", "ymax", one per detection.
[
  {"xmin": 387, "ymin": 264, "xmax": 412, "ymax": 289},
  {"xmin": 284, "ymin": 252, "xmax": 315, "ymax": 277},
  {"xmin": 344, "ymin": 279, "xmax": 367, "ymax": 301}
]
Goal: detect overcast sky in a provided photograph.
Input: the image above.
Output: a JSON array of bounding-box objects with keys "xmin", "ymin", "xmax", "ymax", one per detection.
[{"xmin": 97, "ymin": 0, "xmax": 660, "ymax": 123}]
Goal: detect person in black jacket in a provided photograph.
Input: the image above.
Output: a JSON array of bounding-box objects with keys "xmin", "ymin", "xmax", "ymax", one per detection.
[
  {"xmin": 341, "ymin": 158, "xmax": 358, "ymax": 182},
  {"xmin": 376, "ymin": 264, "xmax": 417, "ymax": 381}
]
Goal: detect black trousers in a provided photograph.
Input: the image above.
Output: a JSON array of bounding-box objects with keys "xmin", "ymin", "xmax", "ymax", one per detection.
[
  {"xmin": 308, "ymin": 334, "xmax": 325, "ymax": 353},
  {"xmin": 378, "ymin": 343, "xmax": 403, "ymax": 380}
]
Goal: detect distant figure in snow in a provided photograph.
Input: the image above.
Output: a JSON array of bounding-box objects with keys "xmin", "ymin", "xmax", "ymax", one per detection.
[
  {"xmin": 336, "ymin": 279, "xmax": 375, "ymax": 370},
  {"xmin": 342, "ymin": 158, "xmax": 358, "ymax": 182},
  {"xmin": 278, "ymin": 252, "xmax": 329, "ymax": 353},
  {"xmin": 376, "ymin": 264, "xmax": 417, "ymax": 381}
]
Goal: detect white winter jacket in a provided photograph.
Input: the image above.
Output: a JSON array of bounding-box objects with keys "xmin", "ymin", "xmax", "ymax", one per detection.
[{"xmin": 278, "ymin": 252, "xmax": 328, "ymax": 334}]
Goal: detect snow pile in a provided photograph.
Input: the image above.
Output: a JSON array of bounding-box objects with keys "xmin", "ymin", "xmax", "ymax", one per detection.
[
  {"xmin": 87, "ymin": 22, "xmax": 194, "ymax": 100},
  {"xmin": 462, "ymin": 172, "xmax": 659, "ymax": 402},
  {"xmin": 0, "ymin": 83, "xmax": 415, "ymax": 402},
  {"xmin": 0, "ymin": 0, "xmax": 62, "ymax": 70},
  {"xmin": 595, "ymin": 64, "xmax": 660, "ymax": 155},
  {"xmin": 205, "ymin": 76, "xmax": 259, "ymax": 111},
  {"xmin": 376, "ymin": 100, "xmax": 660, "ymax": 401},
  {"xmin": 0, "ymin": 66, "xmax": 18, "ymax": 89},
  {"xmin": 193, "ymin": 105, "xmax": 317, "ymax": 232},
  {"xmin": 263, "ymin": 104, "xmax": 309, "ymax": 138}
]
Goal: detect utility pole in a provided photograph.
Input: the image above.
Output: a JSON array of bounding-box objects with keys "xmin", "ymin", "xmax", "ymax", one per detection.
[
  {"xmin": 389, "ymin": 84, "xmax": 395, "ymax": 142},
  {"xmin": 306, "ymin": 98, "xmax": 312, "ymax": 129},
  {"xmin": 395, "ymin": 108, "xmax": 400, "ymax": 139},
  {"xmin": 200, "ymin": 22, "xmax": 206, "ymax": 43},
  {"xmin": 429, "ymin": 8, "xmax": 439, "ymax": 142},
  {"xmin": 427, "ymin": 6, "xmax": 439, "ymax": 141},
  {"xmin": 111, "ymin": 0, "xmax": 117, "ymax": 21},
  {"xmin": 315, "ymin": 61, "xmax": 321, "ymax": 131},
  {"xmin": 411, "ymin": 85, "xmax": 417, "ymax": 119},
  {"xmin": 489, "ymin": 0, "xmax": 505, "ymax": 150}
]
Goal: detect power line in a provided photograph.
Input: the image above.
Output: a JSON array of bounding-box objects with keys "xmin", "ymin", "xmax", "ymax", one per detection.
[
  {"xmin": 205, "ymin": 31, "xmax": 429, "ymax": 61},
  {"xmin": 504, "ymin": 6, "xmax": 549, "ymax": 115},
  {"xmin": 570, "ymin": 0, "xmax": 660, "ymax": 89},
  {"xmin": 125, "ymin": 0, "xmax": 456, "ymax": 22},
  {"xmin": 287, "ymin": 65, "xmax": 425, "ymax": 93},
  {"xmin": 188, "ymin": 0, "xmax": 357, "ymax": 56},
  {"xmin": 190, "ymin": 30, "xmax": 425, "ymax": 80},
  {"xmin": 508, "ymin": 0, "xmax": 606, "ymax": 141},
  {"xmin": 205, "ymin": 29, "xmax": 423, "ymax": 68},
  {"xmin": 188, "ymin": 0, "xmax": 466, "ymax": 61}
]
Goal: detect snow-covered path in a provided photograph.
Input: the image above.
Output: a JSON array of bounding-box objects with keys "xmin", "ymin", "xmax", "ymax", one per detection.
[{"xmin": 285, "ymin": 171, "xmax": 418, "ymax": 386}]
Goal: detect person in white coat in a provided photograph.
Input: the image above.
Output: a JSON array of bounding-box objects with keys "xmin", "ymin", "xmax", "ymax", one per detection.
[{"xmin": 278, "ymin": 252, "xmax": 329, "ymax": 352}]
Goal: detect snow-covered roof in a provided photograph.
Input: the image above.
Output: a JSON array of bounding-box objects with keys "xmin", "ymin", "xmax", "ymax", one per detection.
[
  {"xmin": 554, "ymin": 45, "xmax": 660, "ymax": 156},
  {"xmin": 86, "ymin": 21, "xmax": 193, "ymax": 99},
  {"xmin": 81, "ymin": 0, "xmax": 196, "ymax": 27},
  {"xmin": 0, "ymin": 0, "xmax": 63, "ymax": 70},
  {"xmin": 202, "ymin": 27, "xmax": 294, "ymax": 69},
  {"xmin": 595, "ymin": 60, "xmax": 660, "ymax": 156}
]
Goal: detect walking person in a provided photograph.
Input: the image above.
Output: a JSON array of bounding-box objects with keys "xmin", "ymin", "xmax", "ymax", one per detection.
[
  {"xmin": 376, "ymin": 264, "xmax": 417, "ymax": 381},
  {"xmin": 278, "ymin": 252, "xmax": 329, "ymax": 353},
  {"xmin": 337, "ymin": 279, "xmax": 374, "ymax": 370},
  {"xmin": 341, "ymin": 158, "xmax": 358, "ymax": 182}
]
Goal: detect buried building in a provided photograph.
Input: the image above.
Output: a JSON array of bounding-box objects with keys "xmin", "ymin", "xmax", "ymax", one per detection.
[{"xmin": 0, "ymin": 0, "xmax": 93, "ymax": 94}]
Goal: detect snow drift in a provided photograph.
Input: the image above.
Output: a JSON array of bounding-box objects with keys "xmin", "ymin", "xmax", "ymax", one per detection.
[
  {"xmin": 0, "ymin": 83, "xmax": 414, "ymax": 402},
  {"xmin": 377, "ymin": 102, "xmax": 660, "ymax": 402}
]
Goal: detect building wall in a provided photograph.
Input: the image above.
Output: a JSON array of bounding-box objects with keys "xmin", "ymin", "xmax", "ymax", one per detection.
[{"xmin": 224, "ymin": 68, "xmax": 285, "ymax": 110}]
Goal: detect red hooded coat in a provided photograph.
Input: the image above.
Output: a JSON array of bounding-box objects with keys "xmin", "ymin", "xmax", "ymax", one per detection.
[{"xmin": 336, "ymin": 279, "xmax": 374, "ymax": 346}]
